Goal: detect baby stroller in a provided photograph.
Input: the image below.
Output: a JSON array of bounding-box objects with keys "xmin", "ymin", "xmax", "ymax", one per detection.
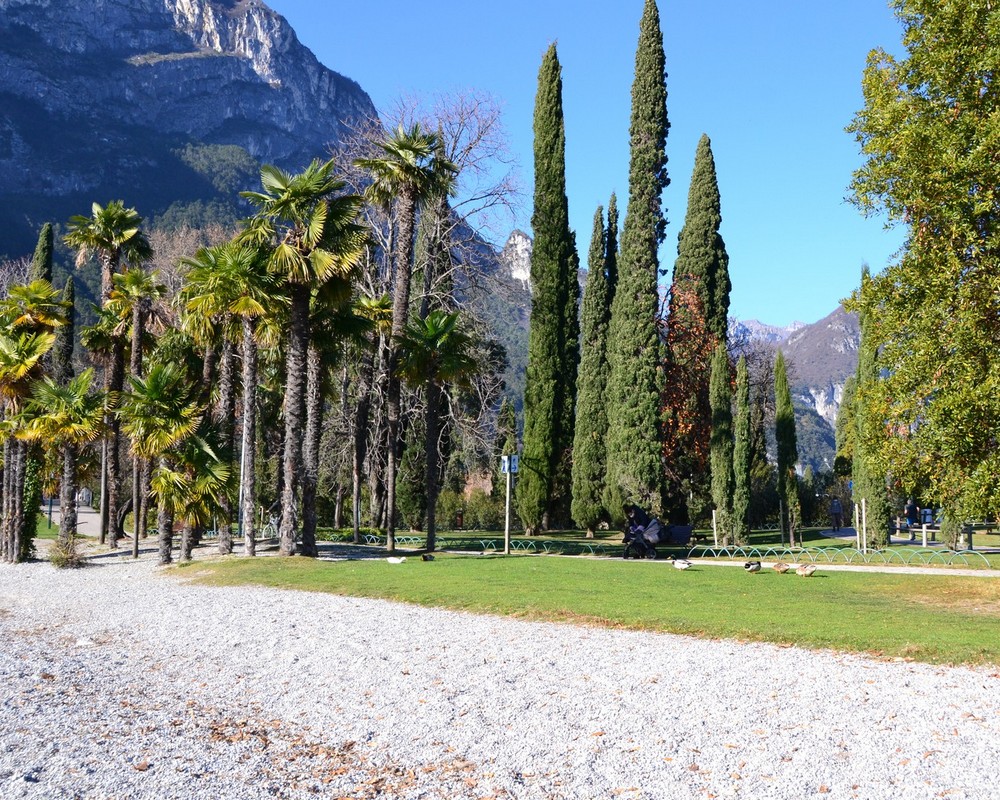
[{"xmin": 623, "ymin": 518, "xmax": 663, "ymax": 559}]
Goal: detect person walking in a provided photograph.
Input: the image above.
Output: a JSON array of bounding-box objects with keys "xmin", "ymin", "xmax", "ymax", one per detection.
[{"xmin": 829, "ymin": 496, "xmax": 843, "ymax": 532}]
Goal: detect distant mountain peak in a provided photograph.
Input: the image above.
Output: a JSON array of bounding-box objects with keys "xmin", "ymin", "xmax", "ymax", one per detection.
[
  {"xmin": 728, "ymin": 317, "xmax": 804, "ymax": 346},
  {"xmin": 500, "ymin": 229, "xmax": 532, "ymax": 289}
]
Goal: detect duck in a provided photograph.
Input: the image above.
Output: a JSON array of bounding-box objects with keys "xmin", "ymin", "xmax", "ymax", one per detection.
[
  {"xmin": 386, "ymin": 556, "xmax": 407, "ymax": 565},
  {"xmin": 796, "ymin": 563, "xmax": 818, "ymax": 577},
  {"xmin": 668, "ymin": 556, "xmax": 693, "ymax": 570},
  {"xmin": 743, "ymin": 560, "xmax": 762, "ymax": 574},
  {"xmin": 421, "ymin": 553, "xmax": 435, "ymax": 561},
  {"xmin": 772, "ymin": 562, "xmax": 791, "ymax": 574}
]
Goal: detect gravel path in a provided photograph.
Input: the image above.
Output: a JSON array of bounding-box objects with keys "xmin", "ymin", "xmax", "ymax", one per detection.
[{"xmin": 2, "ymin": 555, "xmax": 999, "ymax": 800}]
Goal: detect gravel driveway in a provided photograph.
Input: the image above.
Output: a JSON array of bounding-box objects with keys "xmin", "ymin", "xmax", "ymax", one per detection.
[{"xmin": 2, "ymin": 555, "xmax": 999, "ymax": 799}]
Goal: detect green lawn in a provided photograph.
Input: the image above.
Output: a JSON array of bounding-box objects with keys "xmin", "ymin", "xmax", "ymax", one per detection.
[{"xmin": 178, "ymin": 552, "xmax": 1000, "ymax": 666}]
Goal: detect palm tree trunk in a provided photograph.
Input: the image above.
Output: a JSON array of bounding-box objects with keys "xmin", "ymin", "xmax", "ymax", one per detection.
[
  {"xmin": 240, "ymin": 318, "xmax": 258, "ymax": 557},
  {"xmin": 385, "ymin": 189, "xmax": 418, "ymax": 554},
  {"xmin": 138, "ymin": 458, "xmax": 151, "ymax": 539},
  {"xmin": 180, "ymin": 521, "xmax": 194, "ymax": 562},
  {"xmin": 106, "ymin": 340, "xmax": 125, "ymax": 548},
  {"xmin": 300, "ymin": 339, "xmax": 323, "ymax": 557},
  {"xmin": 1, "ymin": 435, "xmax": 12, "ymax": 562},
  {"xmin": 216, "ymin": 329, "xmax": 236, "ymax": 555},
  {"xmin": 130, "ymin": 303, "xmax": 144, "ymax": 559},
  {"xmin": 59, "ymin": 441, "xmax": 78, "ymax": 550},
  {"xmin": 98, "ymin": 438, "xmax": 108, "ymax": 544},
  {"xmin": 11, "ymin": 439, "xmax": 26, "ymax": 563},
  {"xmin": 278, "ymin": 285, "xmax": 310, "ymax": 556},
  {"xmin": 156, "ymin": 457, "xmax": 173, "ymax": 565},
  {"xmin": 425, "ymin": 381, "xmax": 441, "ymax": 553},
  {"xmin": 351, "ymin": 345, "xmax": 375, "ymax": 544}
]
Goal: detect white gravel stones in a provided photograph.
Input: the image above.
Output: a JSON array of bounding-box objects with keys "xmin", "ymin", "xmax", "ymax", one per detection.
[{"xmin": 2, "ymin": 556, "xmax": 999, "ymax": 799}]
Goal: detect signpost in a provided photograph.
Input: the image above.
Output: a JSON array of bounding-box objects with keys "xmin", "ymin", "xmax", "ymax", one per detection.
[{"xmin": 501, "ymin": 455, "xmax": 519, "ymax": 554}]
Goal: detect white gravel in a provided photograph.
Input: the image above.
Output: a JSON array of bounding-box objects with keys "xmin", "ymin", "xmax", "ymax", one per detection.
[{"xmin": 2, "ymin": 553, "xmax": 999, "ymax": 799}]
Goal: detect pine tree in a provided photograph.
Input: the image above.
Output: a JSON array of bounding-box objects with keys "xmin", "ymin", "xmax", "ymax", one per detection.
[
  {"xmin": 852, "ymin": 269, "xmax": 890, "ymax": 547},
  {"xmin": 571, "ymin": 205, "xmax": 613, "ymax": 535},
  {"xmin": 709, "ymin": 342, "xmax": 734, "ymax": 543},
  {"xmin": 732, "ymin": 355, "xmax": 751, "ymax": 544},
  {"xmin": 516, "ymin": 43, "xmax": 578, "ymax": 532},
  {"xmin": 605, "ymin": 0, "xmax": 668, "ymax": 520},
  {"xmin": 663, "ymin": 134, "xmax": 731, "ymax": 521},
  {"xmin": 774, "ymin": 350, "xmax": 800, "ymax": 546}
]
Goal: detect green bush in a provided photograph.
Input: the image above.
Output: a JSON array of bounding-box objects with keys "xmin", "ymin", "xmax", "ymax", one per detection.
[
  {"xmin": 437, "ymin": 489, "xmax": 463, "ymax": 529},
  {"xmin": 465, "ymin": 488, "xmax": 504, "ymax": 530}
]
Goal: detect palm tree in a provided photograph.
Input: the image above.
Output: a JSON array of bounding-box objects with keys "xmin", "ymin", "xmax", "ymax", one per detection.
[
  {"xmin": 108, "ymin": 268, "xmax": 167, "ymax": 556},
  {"xmin": 65, "ymin": 202, "xmax": 152, "ymax": 548},
  {"xmin": 119, "ymin": 363, "xmax": 203, "ymax": 565},
  {"xmin": 355, "ymin": 124, "xmax": 457, "ymax": 552},
  {"xmin": 397, "ymin": 310, "xmax": 476, "ymax": 552},
  {"xmin": 181, "ymin": 241, "xmax": 282, "ymax": 556},
  {"xmin": 241, "ymin": 159, "xmax": 367, "ymax": 556},
  {"xmin": 64, "ymin": 201, "xmax": 153, "ymax": 304},
  {"xmin": 0, "ymin": 329, "xmax": 56, "ymax": 563},
  {"xmin": 19, "ymin": 370, "xmax": 104, "ymax": 563}
]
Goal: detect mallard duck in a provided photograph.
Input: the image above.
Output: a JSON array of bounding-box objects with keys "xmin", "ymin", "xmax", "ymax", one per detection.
[
  {"xmin": 743, "ymin": 560, "xmax": 762, "ymax": 574},
  {"xmin": 772, "ymin": 562, "xmax": 791, "ymax": 574},
  {"xmin": 669, "ymin": 556, "xmax": 693, "ymax": 570},
  {"xmin": 421, "ymin": 553, "xmax": 435, "ymax": 561},
  {"xmin": 796, "ymin": 563, "xmax": 817, "ymax": 577},
  {"xmin": 386, "ymin": 556, "xmax": 407, "ymax": 564}
]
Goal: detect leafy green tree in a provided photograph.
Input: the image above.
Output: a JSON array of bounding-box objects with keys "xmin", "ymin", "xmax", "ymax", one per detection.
[
  {"xmin": 397, "ymin": 310, "xmax": 477, "ymax": 552},
  {"xmin": 356, "ymin": 125, "xmax": 457, "ymax": 552},
  {"xmin": 833, "ymin": 374, "xmax": 856, "ymax": 477},
  {"xmin": 571, "ymin": 205, "xmax": 613, "ymax": 536},
  {"xmin": 731, "ymin": 356, "xmax": 751, "ymax": 544},
  {"xmin": 709, "ymin": 342, "xmax": 734, "ymax": 543},
  {"xmin": 492, "ymin": 396, "xmax": 518, "ymax": 498},
  {"xmin": 774, "ymin": 350, "xmax": 800, "ymax": 546},
  {"xmin": 851, "ymin": 270, "xmax": 891, "ymax": 547},
  {"xmin": 516, "ymin": 43, "xmax": 579, "ymax": 533},
  {"xmin": 241, "ymin": 159, "xmax": 367, "ymax": 556},
  {"xmin": 847, "ymin": 0, "xmax": 1000, "ymax": 525},
  {"xmin": 605, "ymin": 0, "xmax": 669, "ymax": 520}
]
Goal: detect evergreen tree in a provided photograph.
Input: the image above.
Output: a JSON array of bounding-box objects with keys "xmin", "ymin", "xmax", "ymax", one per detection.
[
  {"xmin": 732, "ymin": 355, "xmax": 751, "ymax": 544},
  {"xmin": 52, "ymin": 277, "xmax": 75, "ymax": 386},
  {"xmin": 605, "ymin": 193, "xmax": 619, "ymax": 303},
  {"xmin": 774, "ymin": 350, "xmax": 800, "ymax": 546},
  {"xmin": 516, "ymin": 43, "xmax": 578, "ymax": 532},
  {"xmin": 662, "ymin": 134, "xmax": 731, "ymax": 521},
  {"xmin": 852, "ymin": 269, "xmax": 891, "ymax": 547},
  {"xmin": 709, "ymin": 342, "xmax": 733, "ymax": 543},
  {"xmin": 605, "ymin": 0, "xmax": 669, "ymax": 520},
  {"xmin": 834, "ymin": 374, "xmax": 856, "ymax": 476},
  {"xmin": 30, "ymin": 223, "xmax": 53, "ymax": 283},
  {"xmin": 571, "ymin": 205, "xmax": 613, "ymax": 536}
]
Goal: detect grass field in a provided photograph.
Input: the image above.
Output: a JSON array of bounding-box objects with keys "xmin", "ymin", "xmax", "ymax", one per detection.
[{"xmin": 178, "ymin": 552, "xmax": 1000, "ymax": 667}]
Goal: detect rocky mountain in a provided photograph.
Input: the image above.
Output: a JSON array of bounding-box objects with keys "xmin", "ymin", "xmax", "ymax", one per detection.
[
  {"xmin": 729, "ymin": 318, "xmax": 805, "ymax": 346},
  {"xmin": 0, "ymin": 0, "xmax": 376, "ymax": 257},
  {"xmin": 499, "ymin": 229, "xmax": 532, "ymax": 289}
]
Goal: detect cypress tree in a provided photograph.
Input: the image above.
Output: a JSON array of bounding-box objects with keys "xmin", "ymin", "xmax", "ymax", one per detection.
[
  {"xmin": 709, "ymin": 342, "xmax": 734, "ymax": 543},
  {"xmin": 852, "ymin": 268, "xmax": 891, "ymax": 547},
  {"xmin": 774, "ymin": 350, "xmax": 800, "ymax": 546},
  {"xmin": 732, "ymin": 355, "xmax": 751, "ymax": 544},
  {"xmin": 29, "ymin": 223, "xmax": 54, "ymax": 283},
  {"xmin": 492, "ymin": 397, "xmax": 518, "ymax": 497},
  {"xmin": 571, "ymin": 205, "xmax": 613, "ymax": 535},
  {"xmin": 605, "ymin": 193, "xmax": 620, "ymax": 302},
  {"xmin": 516, "ymin": 43, "xmax": 578, "ymax": 532},
  {"xmin": 605, "ymin": 0, "xmax": 669, "ymax": 520},
  {"xmin": 673, "ymin": 135, "xmax": 730, "ymax": 340},
  {"xmin": 663, "ymin": 134, "xmax": 731, "ymax": 521},
  {"xmin": 53, "ymin": 277, "xmax": 76, "ymax": 386}
]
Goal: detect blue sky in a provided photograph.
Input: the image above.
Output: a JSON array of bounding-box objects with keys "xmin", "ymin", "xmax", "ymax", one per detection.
[{"xmin": 268, "ymin": 0, "xmax": 906, "ymax": 327}]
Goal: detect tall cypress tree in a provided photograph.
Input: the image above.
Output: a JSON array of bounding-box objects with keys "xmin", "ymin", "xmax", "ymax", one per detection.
[
  {"xmin": 852, "ymin": 268, "xmax": 890, "ymax": 547},
  {"xmin": 732, "ymin": 355, "xmax": 751, "ymax": 544},
  {"xmin": 672, "ymin": 134, "xmax": 730, "ymax": 339},
  {"xmin": 774, "ymin": 350, "xmax": 800, "ymax": 546},
  {"xmin": 571, "ymin": 206, "xmax": 612, "ymax": 535},
  {"xmin": 53, "ymin": 277, "xmax": 76, "ymax": 386},
  {"xmin": 492, "ymin": 397, "xmax": 518, "ymax": 498},
  {"xmin": 709, "ymin": 342, "xmax": 734, "ymax": 543},
  {"xmin": 30, "ymin": 223, "xmax": 54, "ymax": 283},
  {"xmin": 605, "ymin": 0, "xmax": 669, "ymax": 520},
  {"xmin": 516, "ymin": 43, "xmax": 578, "ymax": 532},
  {"xmin": 663, "ymin": 134, "xmax": 731, "ymax": 522}
]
